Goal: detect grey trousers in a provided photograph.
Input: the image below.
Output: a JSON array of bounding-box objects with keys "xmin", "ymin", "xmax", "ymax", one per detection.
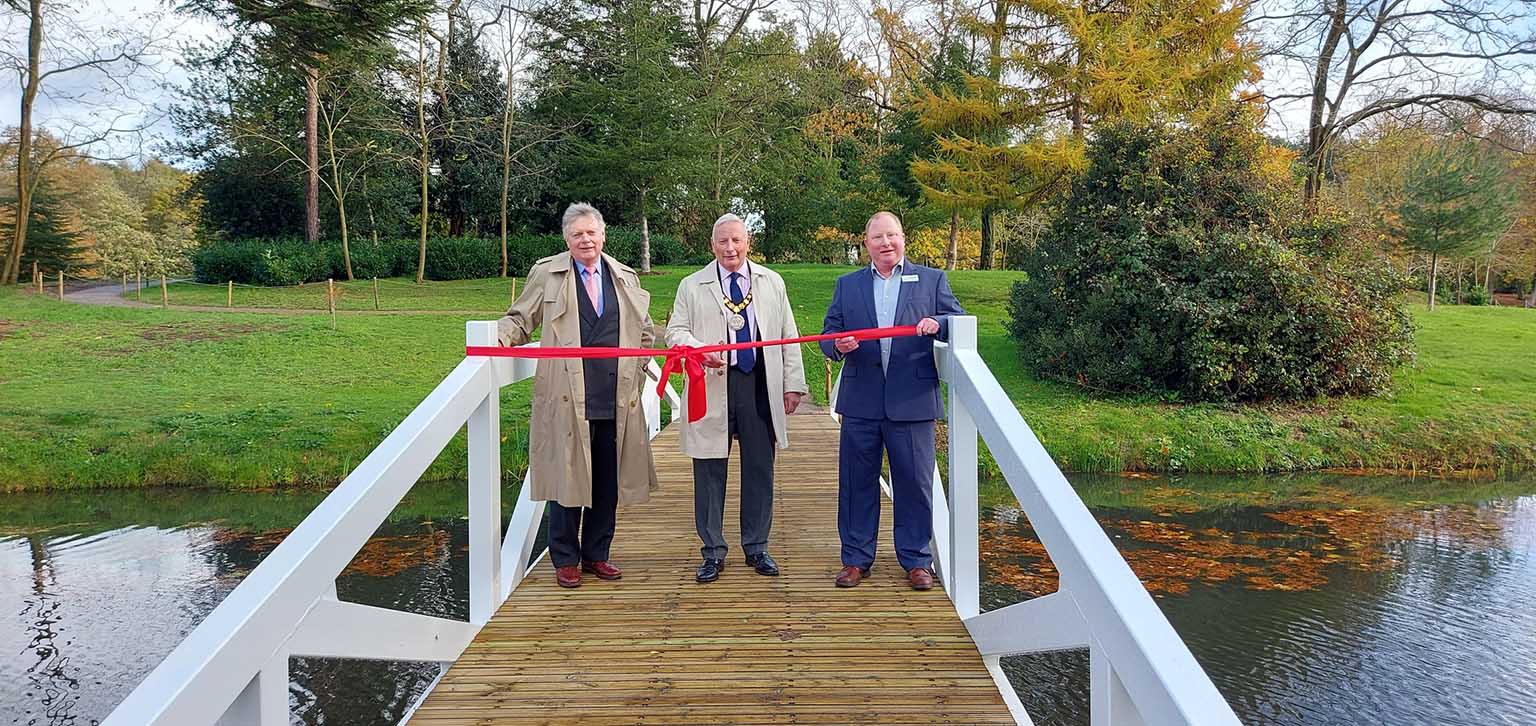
[{"xmin": 693, "ymin": 365, "xmax": 775, "ymax": 560}]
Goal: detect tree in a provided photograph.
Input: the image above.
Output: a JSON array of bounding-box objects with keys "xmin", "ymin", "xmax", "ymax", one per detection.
[
  {"xmin": 1254, "ymin": 0, "xmax": 1536, "ymax": 204},
  {"xmin": 311, "ymin": 43, "xmax": 413, "ymax": 279},
  {"xmin": 530, "ymin": 0, "xmax": 699, "ymax": 271},
  {"xmin": 1, "ymin": 181, "xmax": 83, "ymax": 275},
  {"xmin": 210, "ymin": 42, "xmax": 405, "ymax": 279},
  {"xmin": 883, "ymin": 4, "xmax": 988, "ymax": 269},
  {"xmin": 1008, "ymin": 106, "xmax": 1415, "ymax": 402},
  {"xmin": 2, "ymin": 0, "xmax": 162, "ymax": 285},
  {"xmin": 890, "ymin": 0, "xmax": 1253, "ymax": 269},
  {"xmin": 1393, "ymin": 139, "xmax": 1516, "ymax": 309},
  {"xmin": 683, "ymin": 0, "xmax": 772, "ymax": 230},
  {"xmin": 178, "ymin": 0, "xmax": 432, "ymax": 243},
  {"xmin": 432, "ymin": 11, "xmax": 506, "ymax": 239},
  {"xmin": 53, "ymin": 158, "xmax": 153, "ymax": 278},
  {"xmin": 490, "ymin": 0, "xmax": 557, "ymax": 276}
]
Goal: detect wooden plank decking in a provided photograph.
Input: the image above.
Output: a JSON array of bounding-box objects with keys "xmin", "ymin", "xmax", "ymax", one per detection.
[{"xmin": 408, "ymin": 413, "xmax": 1015, "ymax": 725}]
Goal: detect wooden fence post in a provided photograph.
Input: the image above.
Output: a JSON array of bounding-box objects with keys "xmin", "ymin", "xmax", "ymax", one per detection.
[
  {"xmin": 328, "ymin": 278, "xmax": 337, "ymax": 330},
  {"xmin": 373, "ymin": 277, "xmax": 380, "ymax": 310},
  {"xmin": 57, "ymin": 271, "xmax": 64, "ymax": 300},
  {"xmin": 227, "ymin": 280, "xmax": 234, "ymax": 308},
  {"xmin": 136, "ymin": 270, "xmax": 143, "ymax": 302},
  {"xmin": 122, "ymin": 274, "xmax": 128, "ymax": 294},
  {"xmin": 34, "ymin": 261, "xmax": 42, "ymax": 294},
  {"xmin": 822, "ymin": 353, "xmax": 832, "ymax": 405},
  {"xmin": 161, "ymin": 274, "xmax": 168, "ymax": 307}
]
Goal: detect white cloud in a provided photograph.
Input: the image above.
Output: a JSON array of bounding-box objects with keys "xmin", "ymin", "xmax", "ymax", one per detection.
[{"xmin": 1, "ymin": 0, "xmax": 227, "ymax": 163}]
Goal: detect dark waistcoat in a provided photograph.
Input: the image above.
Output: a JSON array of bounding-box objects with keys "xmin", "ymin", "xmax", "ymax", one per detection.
[{"xmin": 576, "ymin": 264, "xmax": 620, "ymax": 421}]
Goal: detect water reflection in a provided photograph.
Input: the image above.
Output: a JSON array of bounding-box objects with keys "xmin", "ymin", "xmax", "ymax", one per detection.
[
  {"xmin": 983, "ymin": 475, "xmax": 1536, "ymax": 726},
  {"xmin": 0, "ymin": 483, "xmax": 496, "ymax": 726},
  {"xmin": 2, "ymin": 476, "xmax": 1533, "ymax": 726},
  {"xmin": 18, "ymin": 535, "xmax": 80, "ymax": 726}
]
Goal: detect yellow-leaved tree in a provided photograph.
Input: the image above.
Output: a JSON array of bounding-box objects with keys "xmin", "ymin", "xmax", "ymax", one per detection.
[{"xmin": 904, "ymin": 0, "xmax": 1255, "ymax": 268}]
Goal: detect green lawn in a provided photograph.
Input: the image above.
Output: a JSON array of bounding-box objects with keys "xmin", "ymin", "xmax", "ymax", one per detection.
[
  {"xmin": 2, "ymin": 264, "xmax": 1534, "ymax": 490},
  {"xmin": 152, "ymin": 276, "xmax": 531, "ymax": 312}
]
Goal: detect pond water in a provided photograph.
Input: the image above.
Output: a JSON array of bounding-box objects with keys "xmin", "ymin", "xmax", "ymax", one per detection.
[{"xmin": 2, "ymin": 474, "xmax": 1533, "ymax": 725}]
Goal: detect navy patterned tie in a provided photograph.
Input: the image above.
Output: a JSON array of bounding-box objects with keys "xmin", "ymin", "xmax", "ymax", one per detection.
[{"xmin": 730, "ymin": 272, "xmax": 755, "ymax": 373}]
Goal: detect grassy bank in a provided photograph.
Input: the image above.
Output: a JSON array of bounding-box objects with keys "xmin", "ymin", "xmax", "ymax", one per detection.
[{"xmin": 3, "ymin": 264, "xmax": 1534, "ymax": 490}]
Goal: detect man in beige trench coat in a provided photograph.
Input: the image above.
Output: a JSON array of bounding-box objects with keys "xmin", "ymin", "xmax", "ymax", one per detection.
[
  {"xmin": 667, "ymin": 213, "xmax": 808, "ymax": 583},
  {"xmin": 498, "ymin": 203, "xmax": 659, "ymax": 588}
]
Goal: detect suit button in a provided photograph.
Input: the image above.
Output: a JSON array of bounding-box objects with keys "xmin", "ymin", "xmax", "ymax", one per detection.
[{"xmin": 562, "ymin": 395, "xmax": 569, "ymax": 402}]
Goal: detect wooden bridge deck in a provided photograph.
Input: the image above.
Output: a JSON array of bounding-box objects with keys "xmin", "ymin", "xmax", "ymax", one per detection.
[{"xmin": 408, "ymin": 414, "xmax": 1015, "ymax": 725}]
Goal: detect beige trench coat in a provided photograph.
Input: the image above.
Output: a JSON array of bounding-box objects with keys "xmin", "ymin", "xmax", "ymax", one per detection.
[
  {"xmin": 497, "ymin": 251, "xmax": 659, "ymax": 508},
  {"xmin": 665, "ymin": 261, "xmax": 808, "ymax": 459}
]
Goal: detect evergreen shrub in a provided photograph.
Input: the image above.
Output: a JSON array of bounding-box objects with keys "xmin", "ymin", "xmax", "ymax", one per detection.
[
  {"xmin": 192, "ymin": 226, "xmax": 686, "ymax": 284},
  {"xmin": 1007, "ymin": 108, "xmax": 1415, "ymax": 402}
]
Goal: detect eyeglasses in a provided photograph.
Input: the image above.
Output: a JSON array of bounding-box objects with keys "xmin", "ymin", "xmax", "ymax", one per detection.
[{"xmin": 867, "ymin": 232, "xmax": 904, "ymax": 242}]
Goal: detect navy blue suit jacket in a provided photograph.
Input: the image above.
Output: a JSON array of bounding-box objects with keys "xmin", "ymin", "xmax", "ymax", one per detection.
[{"xmin": 820, "ymin": 262, "xmax": 965, "ymax": 421}]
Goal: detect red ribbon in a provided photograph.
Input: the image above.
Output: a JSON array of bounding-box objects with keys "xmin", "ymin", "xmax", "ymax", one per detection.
[{"xmin": 465, "ymin": 325, "xmax": 921, "ymax": 422}]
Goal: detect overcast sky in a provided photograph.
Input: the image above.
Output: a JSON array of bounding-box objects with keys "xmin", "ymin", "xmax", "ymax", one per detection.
[{"xmin": 1, "ymin": 0, "xmax": 222, "ymax": 162}]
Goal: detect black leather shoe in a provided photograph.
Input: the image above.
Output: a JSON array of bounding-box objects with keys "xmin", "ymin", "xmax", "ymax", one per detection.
[
  {"xmin": 745, "ymin": 552, "xmax": 780, "ymax": 576},
  {"xmin": 695, "ymin": 558, "xmax": 724, "ymax": 583}
]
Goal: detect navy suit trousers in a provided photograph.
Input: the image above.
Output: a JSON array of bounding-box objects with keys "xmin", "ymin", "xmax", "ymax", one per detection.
[{"xmin": 838, "ymin": 415, "xmax": 935, "ymax": 572}]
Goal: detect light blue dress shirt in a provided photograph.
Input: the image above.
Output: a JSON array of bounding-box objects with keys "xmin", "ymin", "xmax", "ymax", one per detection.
[{"xmin": 871, "ymin": 259, "xmax": 905, "ymax": 372}]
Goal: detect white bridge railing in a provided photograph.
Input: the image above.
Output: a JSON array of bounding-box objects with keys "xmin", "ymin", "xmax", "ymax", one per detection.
[
  {"xmin": 903, "ymin": 317, "xmax": 1240, "ymax": 725},
  {"xmin": 103, "ymin": 321, "xmax": 678, "ymax": 726},
  {"xmin": 107, "ymin": 316, "xmax": 1235, "ymax": 726}
]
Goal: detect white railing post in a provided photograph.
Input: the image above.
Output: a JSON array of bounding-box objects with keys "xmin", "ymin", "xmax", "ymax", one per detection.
[
  {"xmin": 466, "ymin": 321, "xmax": 503, "ymax": 625},
  {"xmin": 1092, "ymin": 643, "xmax": 1148, "ymax": 726},
  {"xmin": 643, "ymin": 361, "xmax": 664, "ymax": 438},
  {"xmin": 214, "ymin": 650, "xmax": 287, "ymax": 726},
  {"xmin": 946, "ymin": 316, "xmax": 980, "ymax": 618},
  {"xmin": 948, "ymin": 346, "xmax": 1241, "ymax": 725}
]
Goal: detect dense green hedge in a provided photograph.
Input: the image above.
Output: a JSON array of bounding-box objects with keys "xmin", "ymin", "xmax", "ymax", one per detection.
[
  {"xmin": 1008, "ymin": 109, "xmax": 1415, "ymax": 403},
  {"xmin": 193, "ymin": 227, "xmax": 698, "ymax": 285}
]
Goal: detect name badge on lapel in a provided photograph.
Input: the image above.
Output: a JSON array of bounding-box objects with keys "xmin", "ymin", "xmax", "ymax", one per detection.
[{"xmin": 901, "ymin": 274, "xmax": 920, "ymax": 282}]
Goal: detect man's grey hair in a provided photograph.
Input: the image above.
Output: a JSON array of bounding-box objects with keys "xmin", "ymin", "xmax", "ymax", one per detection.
[
  {"xmin": 562, "ymin": 203, "xmax": 605, "ymax": 235},
  {"xmin": 712, "ymin": 212, "xmax": 749, "ymax": 237}
]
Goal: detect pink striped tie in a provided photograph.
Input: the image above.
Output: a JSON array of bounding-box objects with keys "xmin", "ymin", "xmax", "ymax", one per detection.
[{"xmin": 584, "ymin": 267, "xmax": 600, "ymax": 313}]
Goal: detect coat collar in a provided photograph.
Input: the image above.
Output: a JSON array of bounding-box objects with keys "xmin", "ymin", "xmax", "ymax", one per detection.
[
  {"xmin": 547, "ymin": 250, "xmax": 638, "ymax": 326},
  {"xmin": 699, "ymin": 260, "xmax": 763, "ymax": 283},
  {"xmin": 549, "ymin": 250, "xmax": 637, "ymax": 278},
  {"xmin": 699, "ymin": 260, "xmax": 764, "ymax": 317}
]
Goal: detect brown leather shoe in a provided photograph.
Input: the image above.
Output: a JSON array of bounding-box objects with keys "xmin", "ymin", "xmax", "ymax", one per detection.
[
  {"xmin": 582, "ymin": 560, "xmax": 623, "ymax": 580},
  {"xmin": 835, "ymin": 565, "xmax": 869, "ymax": 588},
  {"xmin": 555, "ymin": 565, "xmax": 582, "ymax": 588},
  {"xmin": 907, "ymin": 567, "xmax": 934, "ymax": 591}
]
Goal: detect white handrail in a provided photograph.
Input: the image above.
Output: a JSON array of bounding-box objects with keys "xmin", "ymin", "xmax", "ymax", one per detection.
[
  {"xmin": 823, "ymin": 318, "xmax": 1236, "ymax": 725},
  {"xmin": 108, "ymin": 314, "xmax": 1229, "ymax": 726},
  {"xmin": 105, "ymin": 321, "xmax": 681, "ymax": 726},
  {"xmin": 940, "ymin": 316, "xmax": 1240, "ymax": 726},
  {"xmin": 105, "ymin": 354, "xmax": 497, "ymax": 725}
]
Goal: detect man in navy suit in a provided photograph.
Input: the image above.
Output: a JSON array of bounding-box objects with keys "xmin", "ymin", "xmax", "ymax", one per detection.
[{"xmin": 820, "ymin": 211, "xmax": 965, "ymax": 590}]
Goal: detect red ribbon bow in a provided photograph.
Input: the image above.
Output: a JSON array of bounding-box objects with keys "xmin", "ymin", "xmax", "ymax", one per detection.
[{"xmin": 465, "ymin": 325, "xmax": 921, "ymax": 422}]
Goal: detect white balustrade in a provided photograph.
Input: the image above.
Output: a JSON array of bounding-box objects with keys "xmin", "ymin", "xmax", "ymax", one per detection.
[
  {"xmin": 930, "ymin": 317, "xmax": 1240, "ymax": 726},
  {"xmin": 110, "ymin": 316, "xmax": 1236, "ymax": 726},
  {"xmin": 105, "ymin": 321, "xmax": 673, "ymax": 726}
]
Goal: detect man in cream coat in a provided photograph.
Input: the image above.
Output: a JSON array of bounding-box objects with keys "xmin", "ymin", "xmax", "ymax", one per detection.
[{"xmin": 667, "ymin": 213, "xmax": 808, "ymax": 583}]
